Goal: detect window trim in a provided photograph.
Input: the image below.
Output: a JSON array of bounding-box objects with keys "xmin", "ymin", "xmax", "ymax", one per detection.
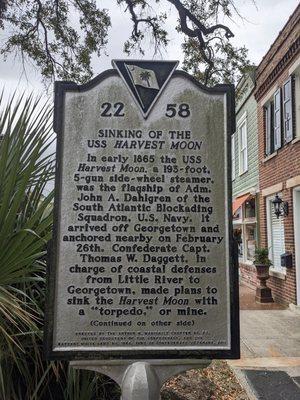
[
  {"xmin": 265, "ymin": 102, "xmax": 273, "ymax": 156},
  {"xmin": 233, "ymin": 199, "xmax": 257, "ymax": 264},
  {"xmin": 233, "ymin": 205, "xmax": 243, "ymax": 224},
  {"xmin": 293, "ymin": 73, "xmax": 300, "ymax": 138},
  {"xmin": 283, "ymin": 76, "xmax": 294, "ymax": 143},
  {"xmin": 273, "ymin": 88, "xmax": 282, "ymax": 150},
  {"xmin": 238, "ymin": 115, "xmax": 248, "ymax": 176}
]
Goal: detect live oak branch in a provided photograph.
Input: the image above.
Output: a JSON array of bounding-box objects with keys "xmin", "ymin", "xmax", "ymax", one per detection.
[{"xmin": 0, "ymin": 0, "xmax": 251, "ymax": 84}]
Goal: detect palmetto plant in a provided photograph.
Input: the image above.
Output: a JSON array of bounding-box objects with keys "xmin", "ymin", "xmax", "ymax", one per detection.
[
  {"xmin": 0, "ymin": 93, "xmax": 121, "ymax": 399},
  {"xmin": 0, "ymin": 92, "xmax": 55, "ymax": 399}
]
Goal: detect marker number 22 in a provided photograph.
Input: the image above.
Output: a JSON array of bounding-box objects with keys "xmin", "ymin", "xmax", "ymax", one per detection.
[{"xmin": 100, "ymin": 102, "xmax": 125, "ymax": 117}]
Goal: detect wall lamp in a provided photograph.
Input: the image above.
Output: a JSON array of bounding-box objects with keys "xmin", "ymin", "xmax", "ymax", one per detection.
[{"xmin": 272, "ymin": 193, "xmax": 288, "ymax": 219}]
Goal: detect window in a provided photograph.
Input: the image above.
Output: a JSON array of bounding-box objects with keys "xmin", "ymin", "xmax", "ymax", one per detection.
[
  {"xmin": 231, "ymin": 134, "xmax": 235, "ymax": 181},
  {"xmin": 233, "ymin": 226, "xmax": 243, "ymax": 258},
  {"xmin": 233, "ymin": 205, "xmax": 242, "ymax": 222},
  {"xmin": 265, "ymin": 90, "xmax": 281, "ymax": 155},
  {"xmin": 245, "ymin": 224, "xmax": 256, "ymax": 260},
  {"xmin": 233, "ymin": 195, "xmax": 257, "ymax": 264},
  {"xmin": 238, "ymin": 119, "xmax": 248, "ymax": 175},
  {"xmin": 283, "ymin": 77, "xmax": 293, "ymax": 143},
  {"xmin": 264, "ymin": 78, "xmax": 295, "ymax": 155},
  {"xmin": 274, "ymin": 89, "xmax": 281, "ymax": 150},
  {"xmin": 266, "ymin": 195, "xmax": 285, "ymax": 273},
  {"xmin": 245, "ymin": 197, "xmax": 256, "ymax": 218},
  {"xmin": 294, "ymin": 73, "xmax": 300, "ymax": 138}
]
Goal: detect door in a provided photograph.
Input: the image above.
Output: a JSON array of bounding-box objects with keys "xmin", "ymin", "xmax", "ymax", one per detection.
[
  {"xmin": 293, "ymin": 187, "xmax": 300, "ymax": 305},
  {"xmin": 267, "ymin": 195, "xmax": 285, "ymax": 271}
]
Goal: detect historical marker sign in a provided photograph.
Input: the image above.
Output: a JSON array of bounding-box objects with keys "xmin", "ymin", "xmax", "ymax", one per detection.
[{"xmin": 45, "ymin": 60, "xmax": 239, "ymax": 360}]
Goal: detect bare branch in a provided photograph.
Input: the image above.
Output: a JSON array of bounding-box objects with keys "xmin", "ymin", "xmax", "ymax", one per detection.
[
  {"xmin": 167, "ymin": 0, "xmax": 234, "ymax": 38},
  {"xmin": 164, "ymin": 0, "xmax": 235, "ymax": 80},
  {"xmin": 122, "ymin": 0, "xmax": 166, "ymax": 54}
]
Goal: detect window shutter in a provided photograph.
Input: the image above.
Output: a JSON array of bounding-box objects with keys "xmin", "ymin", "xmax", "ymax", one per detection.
[
  {"xmin": 238, "ymin": 120, "xmax": 247, "ymax": 174},
  {"xmin": 265, "ymin": 105, "xmax": 271, "ymax": 155},
  {"xmin": 231, "ymin": 134, "xmax": 235, "ymax": 180},
  {"xmin": 273, "ymin": 89, "xmax": 281, "ymax": 150},
  {"xmin": 283, "ymin": 77, "xmax": 293, "ymax": 143},
  {"xmin": 243, "ymin": 123, "xmax": 248, "ymax": 171}
]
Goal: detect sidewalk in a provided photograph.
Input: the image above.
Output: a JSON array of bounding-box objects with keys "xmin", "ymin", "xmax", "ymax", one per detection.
[{"xmin": 229, "ymin": 284, "xmax": 300, "ymax": 399}]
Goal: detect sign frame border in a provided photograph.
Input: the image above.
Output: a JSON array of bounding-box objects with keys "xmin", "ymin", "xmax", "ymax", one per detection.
[{"xmin": 44, "ymin": 68, "xmax": 240, "ymax": 361}]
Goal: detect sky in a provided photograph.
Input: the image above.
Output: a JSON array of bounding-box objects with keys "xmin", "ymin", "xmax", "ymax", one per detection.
[
  {"xmin": 0, "ymin": 0, "xmax": 298, "ymax": 196},
  {"xmin": 0, "ymin": 0, "xmax": 299, "ymax": 97}
]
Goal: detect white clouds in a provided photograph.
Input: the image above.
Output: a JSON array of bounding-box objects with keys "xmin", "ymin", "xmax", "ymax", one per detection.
[
  {"xmin": 228, "ymin": 0, "xmax": 299, "ymax": 65},
  {"xmin": 0, "ymin": 0, "xmax": 298, "ymax": 91}
]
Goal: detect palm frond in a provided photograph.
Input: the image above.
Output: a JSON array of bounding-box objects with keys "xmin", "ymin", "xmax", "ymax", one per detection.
[{"xmin": 0, "ymin": 92, "xmax": 55, "ymax": 399}]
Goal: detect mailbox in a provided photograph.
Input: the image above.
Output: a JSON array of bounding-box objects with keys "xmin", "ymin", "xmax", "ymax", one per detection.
[{"xmin": 281, "ymin": 252, "xmax": 293, "ymax": 268}]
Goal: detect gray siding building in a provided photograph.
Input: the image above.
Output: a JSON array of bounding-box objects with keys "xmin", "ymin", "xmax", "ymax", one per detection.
[{"xmin": 232, "ymin": 69, "xmax": 259, "ymax": 285}]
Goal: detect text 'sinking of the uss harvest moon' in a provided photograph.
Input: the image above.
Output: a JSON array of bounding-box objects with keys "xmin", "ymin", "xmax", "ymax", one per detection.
[{"xmin": 46, "ymin": 60, "xmax": 239, "ymax": 359}]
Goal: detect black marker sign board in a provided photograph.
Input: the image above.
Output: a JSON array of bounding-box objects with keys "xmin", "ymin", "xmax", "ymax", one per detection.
[{"xmin": 45, "ymin": 60, "xmax": 239, "ymax": 360}]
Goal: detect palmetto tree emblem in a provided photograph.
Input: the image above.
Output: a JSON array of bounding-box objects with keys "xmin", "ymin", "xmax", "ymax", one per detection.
[
  {"xmin": 139, "ymin": 71, "xmax": 151, "ymax": 87},
  {"xmin": 117, "ymin": 61, "xmax": 178, "ymax": 117}
]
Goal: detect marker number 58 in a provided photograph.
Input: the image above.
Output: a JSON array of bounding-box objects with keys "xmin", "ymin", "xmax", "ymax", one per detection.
[{"xmin": 165, "ymin": 103, "xmax": 190, "ymax": 118}]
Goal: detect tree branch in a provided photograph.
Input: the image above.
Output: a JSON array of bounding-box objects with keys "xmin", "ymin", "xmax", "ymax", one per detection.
[
  {"xmin": 35, "ymin": 0, "xmax": 65, "ymax": 76},
  {"xmin": 0, "ymin": 0, "xmax": 6, "ymax": 21},
  {"xmin": 165, "ymin": 0, "xmax": 234, "ymax": 83},
  {"xmin": 167, "ymin": 0, "xmax": 234, "ymax": 38},
  {"xmin": 123, "ymin": 0, "xmax": 159, "ymax": 39},
  {"xmin": 1, "ymin": 0, "xmax": 246, "ymax": 85}
]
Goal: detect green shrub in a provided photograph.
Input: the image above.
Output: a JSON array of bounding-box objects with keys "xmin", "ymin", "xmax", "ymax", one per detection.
[
  {"xmin": 254, "ymin": 248, "xmax": 272, "ymax": 266},
  {"xmin": 0, "ymin": 92, "xmax": 120, "ymax": 399}
]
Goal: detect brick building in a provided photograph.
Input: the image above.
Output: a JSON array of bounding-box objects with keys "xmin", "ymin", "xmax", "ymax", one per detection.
[{"xmin": 254, "ymin": 5, "xmax": 300, "ymax": 305}]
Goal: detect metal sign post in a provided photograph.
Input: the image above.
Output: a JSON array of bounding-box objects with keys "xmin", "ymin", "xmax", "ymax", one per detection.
[{"xmin": 70, "ymin": 359, "xmax": 210, "ymax": 400}]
